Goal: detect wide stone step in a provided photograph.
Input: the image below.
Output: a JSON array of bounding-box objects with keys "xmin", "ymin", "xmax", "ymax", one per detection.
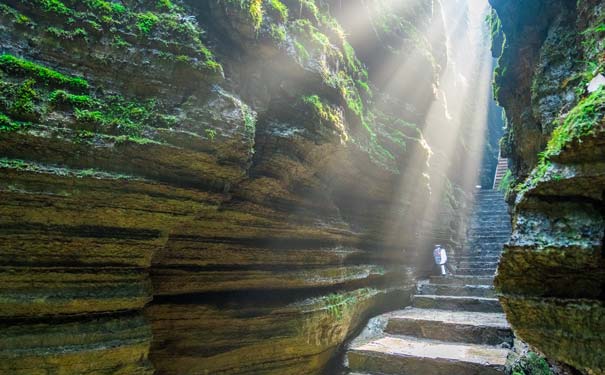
[
  {"xmin": 385, "ymin": 308, "xmax": 513, "ymax": 346},
  {"xmin": 464, "ymin": 245, "xmax": 504, "ymax": 256},
  {"xmin": 469, "ymin": 224, "xmax": 509, "ymax": 230},
  {"xmin": 458, "ymin": 261, "xmax": 499, "ymax": 269},
  {"xmin": 347, "ymin": 335, "xmax": 508, "ymax": 375},
  {"xmin": 466, "ymin": 242, "xmax": 510, "ymax": 249},
  {"xmin": 430, "ymin": 275, "xmax": 494, "ymax": 286},
  {"xmin": 456, "ymin": 256, "xmax": 500, "ymax": 263},
  {"xmin": 462, "ymin": 252, "xmax": 503, "ymax": 258},
  {"xmin": 418, "ymin": 283, "xmax": 496, "ymax": 298},
  {"xmin": 467, "ymin": 231, "xmax": 510, "ymax": 238},
  {"xmin": 467, "ymin": 236, "xmax": 509, "ymax": 243},
  {"xmin": 413, "ymin": 295, "xmax": 503, "ymax": 313},
  {"xmin": 471, "ymin": 217, "xmax": 510, "ymax": 222},
  {"xmin": 456, "ymin": 268, "xmax": 496, "ymax": 276}
]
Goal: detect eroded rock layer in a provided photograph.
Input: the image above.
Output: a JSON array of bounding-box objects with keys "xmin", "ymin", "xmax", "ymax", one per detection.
[
  {"xmin": 0, "ymin": 1, "xmax": 488, "ymax": 374},
  {"xmin": 490, "ymin": 0, "xmax": 605, "ymax": 373}
]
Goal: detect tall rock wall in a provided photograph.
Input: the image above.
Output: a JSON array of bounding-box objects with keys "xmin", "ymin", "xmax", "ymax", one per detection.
[
  {"xmin": 490, "ymin": 0, "xmax": 605, "ymax": 373},
  {"xmin": 0, "ymin": 1, "xmax": 482, "ymax": 374}
]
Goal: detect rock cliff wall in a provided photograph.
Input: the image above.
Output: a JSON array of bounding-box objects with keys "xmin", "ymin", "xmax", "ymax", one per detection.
[
  {"xmin": 490, "ymin": 0, "xmax": 605, "ymax": 373},
  {"xmin": 0, "ymin": 1, "xmax": 486, "ymax": 374}
]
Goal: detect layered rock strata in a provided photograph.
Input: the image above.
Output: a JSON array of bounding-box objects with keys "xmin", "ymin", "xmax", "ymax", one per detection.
[
  {"xmin": 0, "ymin": 1, "xmax": 487, "ymax": 374},
  {"xmin": 490, "ymin": 0, "xmax": 605, "ymax": 373}
]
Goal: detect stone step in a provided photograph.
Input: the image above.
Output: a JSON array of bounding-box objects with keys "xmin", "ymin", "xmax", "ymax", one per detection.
[
  {"xmin": 467, "ymin": 230, "xmax": 510, "ymax": 237},
  {"xmin": 347, "ymin": 335, "xmax": 508, "ymax": 375},
  {"xmin": 471, "ymin": 215, "xmax": 510, "ymax": 221},
  {"xmin": 457, "ymin": 261, "xmax": 499, "ymax": 268},
  {"xmin": 418, "ymin": 283, "xmax": 496, "ymax": 298},
  {"xmin": 469, "ymin": 224, "xmax": 510, "ymax": 229},
  {"xmin": 462, "ymin": 250, "xmax": 504, "ymax": 257},
  {"xmin": 430, "ymin": 275, "xmax": 494, "ymax": 286},
  {"xmin": 413, "ymin": 295, "xmax": 503, "ymax": 313},
  {"xmin": 385, "ymin": 308, "xmax": 513, "ymax": 346},
  {"xmin": 467, "ymin": 236, "xmax": 509, "ymax": 243},
  {"xmin": 466, "ymin": 240, "xmax": 506, "ymax": 244},
  {"xmin": 469, "ymin": 223, "xmax": 510, "ymax": 229},
  {"xmin": 472, "ymin": 206, "xmax": 508, "ymax": 212},
  {"xmin": 464, "ymin": 245, "xmax": 506, "ymax": 252},
  {"xmin": 470, "ymin": 217, "xmax": 510, "ymax": 222},
  {"xmin": 456, "ymin": 256, "xmax": 500, "ymax": 263},
  {"xmin": 456, "ymin": 268, "xmax": 496, "ymax": 276}
]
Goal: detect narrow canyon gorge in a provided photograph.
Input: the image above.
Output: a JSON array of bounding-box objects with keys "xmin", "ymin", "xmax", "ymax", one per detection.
[{"xmin": 0, "ymin": 0, "xmax": 603, "ymax": 374}]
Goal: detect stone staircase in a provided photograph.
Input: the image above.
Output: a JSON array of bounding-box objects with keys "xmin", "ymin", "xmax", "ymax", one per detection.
[
  {"xmin": 492, "ymin": 156, "xmax": 509, "ymax": 189},
  {"xmin": 346, "ymin": 190, "xmax": 512, "ymax": 374}
]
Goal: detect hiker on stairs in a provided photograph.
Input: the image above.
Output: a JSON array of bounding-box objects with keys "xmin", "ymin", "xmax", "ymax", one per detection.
[{"xmin": 433, "ymin": 244, "xmax": 449, "ymax": 276}]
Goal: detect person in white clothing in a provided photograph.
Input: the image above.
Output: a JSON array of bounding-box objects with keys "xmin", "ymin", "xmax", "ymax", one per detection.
[{"xmin": 433, "ymin": 244, "xmax": 448, "ymax": 275}]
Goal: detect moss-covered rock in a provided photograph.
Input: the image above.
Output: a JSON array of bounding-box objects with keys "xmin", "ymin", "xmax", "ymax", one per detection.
[{"xmin": 491, "ymin": 0, "xmax": 605, "ymax": 373}]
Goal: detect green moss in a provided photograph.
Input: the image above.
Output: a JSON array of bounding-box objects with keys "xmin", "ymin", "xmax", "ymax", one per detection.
[
  {"xmin": 8, "ymin": 79, "xmax": 38, "ymax": 121},
  {"xmin": 156, "ymin": 0, "xmax": 175, "ymax": 11},
  {"xmin": 0, "ymin": 54, "xmax": 89, "ymax": 92},
  {"xmin": 39, "ymin": 0, "xmax": 72, "ymax": 15},
  {"xmin": 323, "ymin": 293, "xmax": 358, "ymax": 320},
  {"xmin": 111, "ymin": 35, "xmax": 131, "ymax": 48},
  {"xmin": 205, "ymin": 128, "xmax": 217, "ymax": 141},
  {"xmin": 497, "ymin": 169, "xmax": 513, "ymax": 193},
  {"xmin": 0, "ymin": 113, "xmax": 27, "ymax": 132},
  {"xmin": 545, "ymin": 87, "xmax": 605, "ymax": 157},
  {"xmin": 226, "ymin": 0, "xmax": 264, "ymax": 30},
  {"xmin": 269, "ymin": 24, "xmax": 287, "ymax": 42},
  {"xmin": 49, "ymin": 90, "xmax": 96, "ymax": 108},
  {"xmin": 512, "ymin": 352, "xmax": 552, "ymax": 375},
  {"xmin": 136, "ymin": 12, "xmax": 159, "ymax": 34},
  {"xmin": 46, "ymin": 26, "xmax": 88, "ymax": 40},
  {"xmin": 0, "ymin": 4, "xmax": 34, "ymax": 26},
  {"xmin": 269, "ymin": 0, "xmax": 288, "ymax": 22},
  {"xmin": 294, "ymin": 41, "xmax": 310, "ymax": 62},
  {"xmin": 516, "ymin": 87, "xmax": 604, "ymax": 193},
  {"xmin": 302, "ymin": 94, "xmax": 341, "ymax": 127}
]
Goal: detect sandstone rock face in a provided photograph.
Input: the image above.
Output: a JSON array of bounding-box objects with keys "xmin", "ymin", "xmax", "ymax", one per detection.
[
  {"xmin": 0, "ymin": 1, "xmax": 488, "ymax": 374},
  {"xmin": 490, "ymin": 0, "xmax": 605, "ymax": 373}
]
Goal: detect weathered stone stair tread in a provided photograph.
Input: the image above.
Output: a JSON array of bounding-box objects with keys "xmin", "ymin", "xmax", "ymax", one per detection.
[
  {"xmin": 413, "ymin": 295, "xmax": 503, "ymax": 313},
  {"xmin": 458, "ymin": 261, "xmax": 498, "ymax": 267},
  {"xmin": 457, "ymin": 256, "xmax": 500, "ymax": 262},
  {"xmin": 430, "ymin": 275, "xmax": 494, "ymax": 286},
  {"xmin": 385, "ymin": 308, "xmax": 512, "ymax": 345},
  {"xmin": 419, "ymin": 283, "xmax": 495, "ymax": 298},
  {"xmin": 348, "ymin": 335, "xmax": 508, "ymax": 375},
  {"xmin": 457, "ymin": 268, "xmax": 496, "ymax": 276},
  {"xmin": 388, "ymin": 308, "xmax": 508, "ymax": 327}
]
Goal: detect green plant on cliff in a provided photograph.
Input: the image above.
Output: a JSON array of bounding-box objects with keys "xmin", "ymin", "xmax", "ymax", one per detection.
[
  {"xmin": 0, "ymin": 4, "xmax": 34, "ymax": 26},
  {"xmin": 268, "ymin": 0, "xmax": 288, "ymax": 22},
  {"xmin": 49, "ymin": 90, "xmax": 96, "ymax": 108},
  {"xmin": 39, "ymin": 0, "xmax": 72, "ymax": 15},
  {"xmin": 324, "ymin": 293, "xmax": 357, "ymax": 320},
  {"xmin": 546, "ymin": 86, "xmax": 605, "ymax": 157},
  {"xmin": 517, "ymin": 87, "xmax": 605, "ymax": 194},
  {"xmin": 0, "ymin": 113, "xmax": 25, "ymax": 131},
  {"xmin": 498, "ymin": 169, "xmax": 514, "ymax": 193},
  {"xmin": 136, "ymin": 12, "xmax": 159, "ymax": 34},
  {"xmin": 512, "ymin": 352, "xmax": 552, "ymax": 375},
  {"xmin": 225, "ymin": 0, "xmax": 264, "ymax": 30},
  {"xmin": 302, "ymin": 94, "xmax": 341, "ymax": 128},
  {"xmin": 8, "ymin": 79, "xmax": 39, "ymax": 121},
  {"xmin": 0, "ymin": 54, "xmax": 88, "ymax": 92}
]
